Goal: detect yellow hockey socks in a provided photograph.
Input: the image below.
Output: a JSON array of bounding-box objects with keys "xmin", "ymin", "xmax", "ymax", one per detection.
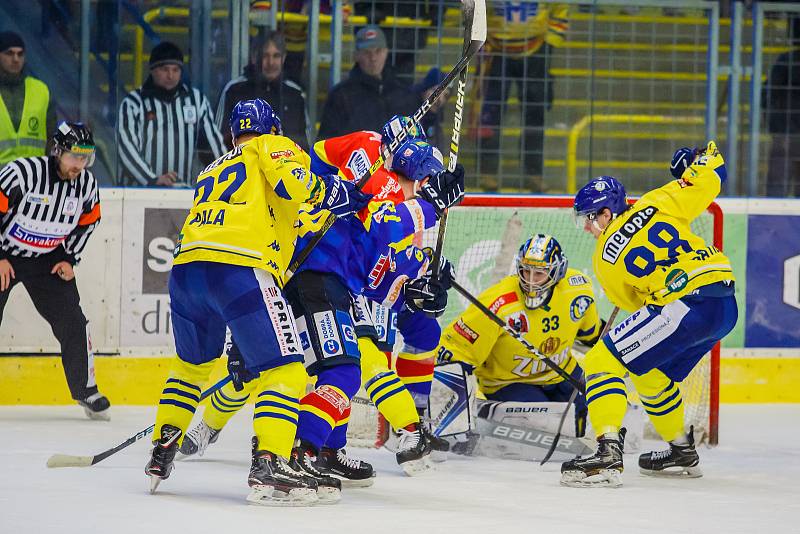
[
  {"xmin": 360, "ymin": 338, "xmax": 419, "ymax": 429},
  {"xmin": 630, "ymin": 369, "xmax": 686, "ymax": 443},
  {"xmin": 203, "ymin": 379, "xmax": 255, "ymax": 430},
  {"xmin": 252, "ymin": 362, "xmax": 306, "ymax": 458},
  {"xmin": 582, "ymin": 343, "xmax": 629, "ymax": 438},
  {"xmin": 154, "ymin": 357, "xmax": 216, "ymax": 444}
]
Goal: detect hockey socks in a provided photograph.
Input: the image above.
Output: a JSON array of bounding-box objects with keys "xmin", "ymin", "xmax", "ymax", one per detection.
[
  {"xmin": 154, "ymin": 357, "xmax": 216, "ymax": 445},
  {"xmin": 297, "ymin": 363, "xmax": 360, "ymax": 450},
  {"xmin": 582, "ymin": 343, "xmax": 629, "ymax": 437},
  {"xmin": 204, "ymin": 380, "xmax": 254, "ymax": 430},
  {"xmin": 630, "ymin": 369, "xmax": 686, "ymax": 443},
  {"xmin": 253, "ymin": 362, "xmax": 306, "ymax": 458},
  {"xmin": 359, "ymin": 337, "xmax": 419, "ymax": 430},
  {"xmin": 395, "ymin": 349, "xmax": 435, "ymax": 405}
]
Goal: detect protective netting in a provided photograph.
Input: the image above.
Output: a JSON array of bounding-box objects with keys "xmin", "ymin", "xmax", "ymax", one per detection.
[{"xmin": 347, "ymin": 196, "xmax": 720, "ymax": 447}]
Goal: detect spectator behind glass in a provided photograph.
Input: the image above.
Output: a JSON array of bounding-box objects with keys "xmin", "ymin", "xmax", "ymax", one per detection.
[
  {"xmin": 216, "ymin": 30, "xmax": 310, "ymax": 151},
  {"xmin": 0, "ymin": 31, "xmax": 57, "ymax": 166},
  {"xmin": 764, "ymin": 18, "xmax": 800, "ymax": 197},
  {"xmin": 412, "ymin": 67, "xmax": 451, "ymax": 151},
  {"xmin": 318, "ymin": 25, "xmax": 418, "ymax": 139},
  {"xmin": 354, "ymin": 1, "xmax": 437, "ymax": 84},
  {"xmin": 476, "ymin": 2, "xmax": 569, "ymax": 192},
  {"xmin": 117, "ymin": 42, "xmax": 225, "ymax": 187}
]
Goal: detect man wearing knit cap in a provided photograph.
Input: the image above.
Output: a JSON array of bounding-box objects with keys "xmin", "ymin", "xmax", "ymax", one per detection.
[
  {"xmin": 117, "ymin": 41, "xmax": 225, "ymax": 187},
  {"xmin": 318, "ymin": 25, "xmax": 418, "ymax": 139},
  {"xmin": 0, "ymin": 31, "xmax": 57, "ymax": 166}
]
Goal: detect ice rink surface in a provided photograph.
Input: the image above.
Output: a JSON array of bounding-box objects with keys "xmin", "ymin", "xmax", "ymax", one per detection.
[{"xmin": 1, "ymin": 404, "xmax": 798, "ymax": 534}]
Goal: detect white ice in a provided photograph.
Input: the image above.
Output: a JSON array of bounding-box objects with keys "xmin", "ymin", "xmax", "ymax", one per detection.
[{"xmin": 1, "ymin": 405, "xmax": 798, "ymax": 534}]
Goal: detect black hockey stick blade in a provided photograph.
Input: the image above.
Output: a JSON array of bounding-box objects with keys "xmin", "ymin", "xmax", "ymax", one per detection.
[
  {"xmin": 451, "ymin": 279, "xmax": 585, "ymax": 392},
  {"xmin": 287, "ymin": 0, "xmax": 486, "ymax": 278},
  {"xmin": 46, "ymin": 375, "xmax": 232, "ymax": 468},
  {"xmin": 539, "ymin": 307, "xmax": 621, "ymax": 464}
]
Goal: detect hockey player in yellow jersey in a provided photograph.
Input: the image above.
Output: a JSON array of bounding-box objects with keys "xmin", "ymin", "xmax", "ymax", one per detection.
[
  {"xmin": 561, "ymin": 142, "xmax": 737, "ymax": 488},
  {"xmin": 435, "ymin": 234, "xmax": 602, "ymax": 436},
  {"xmin": 145, "ymin": 99, "xmax": 371, "ymax": 506}
]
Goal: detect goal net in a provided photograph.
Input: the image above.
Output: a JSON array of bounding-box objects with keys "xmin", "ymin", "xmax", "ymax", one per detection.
[{"xmin": 347, "ymin": 195, "xmax": 722, "ymax": 447}]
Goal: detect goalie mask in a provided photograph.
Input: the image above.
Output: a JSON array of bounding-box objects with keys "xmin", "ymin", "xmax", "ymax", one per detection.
[{"xmin": 515, "ymin": 234, "xmax": 568, "ymax": 309}]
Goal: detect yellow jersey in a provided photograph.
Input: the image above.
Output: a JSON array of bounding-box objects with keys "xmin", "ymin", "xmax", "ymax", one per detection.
[
  {"xmin": 487, "ymin": 2, "xmax": 569, "ymax": 57},
  {"xmin": 593, "ymin": 142, "xmax": 735, "ymax": 312},
  {"xmin": 436, "ymin": 270, "xmax": 601, "ymax": 395},
  {"xmin": 173, "ymin": 134, "xmax": 324, "ymax": 284}
]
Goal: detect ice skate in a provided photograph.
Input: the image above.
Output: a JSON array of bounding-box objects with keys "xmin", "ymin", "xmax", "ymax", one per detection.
[
  {"xmin": 246, "ymin": 437, "xmax": 319, "ymax": 507},
  {"xmin": 560, "ymin": 428, "xmax": 626, "ymax": 488},
  {"xmin": 78, "ymin": 392, "xmax": 110, "ymax": 421},
  {"xmin": 639, "ymin": 427, "xmax": 702, "ymax": 478},
  {"xmin": 289, "ymin": 440, "xmax": 342, "ymax": 504},
  {"xmin": 177, "ymin": 420, "xmax": 221, "ymax": 459},
  {"xmin": 145, "ymin": 424, "xmax": 181, "ymax": 494},
  {"xmin": 396, "ymin": 423, "xmax": 434, "ymax": 476},
  {"xmin": 315, "ymin": 447, "xmax": 375, "ymax": 488}
]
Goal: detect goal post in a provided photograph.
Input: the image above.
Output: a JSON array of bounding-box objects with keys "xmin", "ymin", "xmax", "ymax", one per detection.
[{"xmin": 346, "ymin": 194, "xmax": 723, "ymax": 447}]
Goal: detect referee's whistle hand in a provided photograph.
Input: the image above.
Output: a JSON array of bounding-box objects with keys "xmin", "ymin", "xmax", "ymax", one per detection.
[
  {"xmin": 51, "ymin": 261, "xmax": 75, "ymax": 282},
  {"xmin": 0, "ymin": 259, "xmax": 14, "ymax": 291}
]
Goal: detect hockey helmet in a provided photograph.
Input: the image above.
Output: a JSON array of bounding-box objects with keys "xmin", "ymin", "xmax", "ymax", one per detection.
[
  {"xmin": 515, "ymin": 234, "xmax": 568, "ymax": 309},
  {"xmin": 391, "ymin": 139, "xmax": 444, "ymax": 182},
  {"xmin": 573, "ymin": 176, "xmax": 628, "ymax": 229},
  {"xmin": 381, "ymin": 115, "xmax": 426, "ymax": 149},
  {"xmin": 230, "ymin": 98, "xmax": 283, "ymax": 139},
  {"xmin": 51, "ymin": 121, "xmax": 96, "ymax": 167}
]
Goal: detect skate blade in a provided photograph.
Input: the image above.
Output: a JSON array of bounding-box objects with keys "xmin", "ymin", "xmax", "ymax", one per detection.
[
  {"xmin": 340, "ymin": 476, "xmax": 375, "ymax": 489},
  {"xmin": 399, "ymin": 456, "xmax": 435, "ymax": 477},
  {"xmin": 246, "ymin": 485, "xmax": 319, "ymax": 507},
  {"xmin": 640, "ymin": 465, "xmax": 703, "ymax": 478},
  {"xmin": 83, "ymin": 406, "xmax": 111, "ymax": 422},
  {"xmin": 315, "ymin": 486, "xmax": 342, "ymax": 505},
  {"xmin": 560, "ymin": 469, "xmax": 623, "ymax": 488},
  {"xmin": 149, "ymin": 476, "xmax": 162, "ymax": 494}
]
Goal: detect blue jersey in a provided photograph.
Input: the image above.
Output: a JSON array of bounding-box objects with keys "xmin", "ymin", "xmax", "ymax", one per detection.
[{"xmin": 294, "ymin": 197, "xmax": 436, "ymax": 310}]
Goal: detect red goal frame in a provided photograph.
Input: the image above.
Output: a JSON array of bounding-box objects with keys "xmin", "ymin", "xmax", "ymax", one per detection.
[{"xmin": 458, "ymin": 194, "xmax": 722, "ymax": 446}]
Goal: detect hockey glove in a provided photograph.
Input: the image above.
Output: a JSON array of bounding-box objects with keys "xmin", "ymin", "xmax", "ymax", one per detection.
[
  {"xmin": 669, "ymin": 147, "xmax": 698, "ymax": 179},
  {"xmin": 404, "ymin": 276, "xmax": 449, "ymax": 318},
  {"xmin": 417, "ymin": 163, "xmax": 465, "ymax": 218},
  {"xmin": 320, "ymin": 174, "xmax": 373, "ymax": 217},
  {"xmin": 421, "ymin": 248, "xmax": 456, "ymax": 290},
  {"xmin": 226, "ymin": 341, "xmax": 258, "ymax": 392}
]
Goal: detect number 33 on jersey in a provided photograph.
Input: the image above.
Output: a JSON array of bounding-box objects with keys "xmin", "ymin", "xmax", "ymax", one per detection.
[{"xmin": 592, "ymin": 141, "xmax": 735, "ymax": 312}]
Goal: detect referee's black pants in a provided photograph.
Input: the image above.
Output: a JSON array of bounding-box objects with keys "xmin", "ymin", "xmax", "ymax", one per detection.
[{"xmin": 0, "ymin": 252, "xmax": 98, "ymax": 401}]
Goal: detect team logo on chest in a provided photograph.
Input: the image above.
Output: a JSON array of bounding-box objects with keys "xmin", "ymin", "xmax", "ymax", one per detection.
[
  {"xmin": 368, "ymin": 252, "xmax": 396, "ymax": 289},
  {"xmin": 570, "ymin": 295, "xmax": 594, "ymax": 322},
  {"xmin": 538, "ymin": 336, "xmax": 562, "ymax": 356},
  {"xmin": 506, "ymin": 312, "xmax": 529, "ymax": 333}
]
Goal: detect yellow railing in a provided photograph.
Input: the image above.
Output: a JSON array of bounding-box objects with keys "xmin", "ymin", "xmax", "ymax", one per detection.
[{"xmin": 565, "ymin": 114, "xmax": 704, "ymax": 192}]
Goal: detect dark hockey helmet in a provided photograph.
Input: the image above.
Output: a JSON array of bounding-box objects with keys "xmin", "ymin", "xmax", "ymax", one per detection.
[
  {"xmin": 230, "ymin": 98, "xmax": 283, "ymax": 139},
  {"xmin": 391, "ymin": 139, "xmax": 444, "ymax": 182},
  {"xmin": 515, "ymin": 234, "xmax": 568, "ymax": 309},
  {"xmin": 381, "ymin": 115, "xmax": 426, "ymax": 149},
  {"xmin": 573, "ymin": 176, "xmax": 628, "ymax": 229},
  {"xmin": 51, "ymin": 121, "xmax": 96, "ymax": 167}
]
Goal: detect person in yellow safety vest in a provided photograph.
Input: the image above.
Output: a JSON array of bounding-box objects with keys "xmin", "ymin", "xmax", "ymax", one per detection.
[{"xmin": 0, "ymin": 32, "xmax": 57, "ymax": 166}]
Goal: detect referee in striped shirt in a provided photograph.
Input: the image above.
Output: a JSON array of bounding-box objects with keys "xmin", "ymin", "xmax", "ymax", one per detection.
[
  {"xmin": 117, "ymin": 42, "xmax": 225, "ymax": 187},
  {"xmin": 0, "ymin": 122, "xmax": 110, "ymax": 420}
]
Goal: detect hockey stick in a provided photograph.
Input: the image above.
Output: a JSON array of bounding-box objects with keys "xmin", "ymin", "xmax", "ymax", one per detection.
[
  {"xmin": 287, "ymin": 0, "xmax": 486, "ymax": 278},
  {"xmin": 451, "ymin": 279, "xmax": 584, "ymax": 392},
  {"xmin": 430, "ymin": 0, "xmax": 484, "ymax": 277},
  {"xmin": 45, "ymin": 375, "xmax": 232, "ymax": 468},
  {"xmin": 539, "ymin": 306, "xmax": 621, "ymax": 465}
]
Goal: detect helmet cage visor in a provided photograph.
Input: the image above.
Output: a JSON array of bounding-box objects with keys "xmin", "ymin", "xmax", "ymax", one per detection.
[
  {"xmin": 57, "ymin": 143, "xmax": 96, "ymax": 168},
  {"xmin": 516, "ymin": 255, "xmax": 566, "ymax": 300}
]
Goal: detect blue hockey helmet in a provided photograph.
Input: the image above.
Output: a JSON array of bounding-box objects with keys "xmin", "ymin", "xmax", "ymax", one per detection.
[
  {"xmin": 381, "ymin": 115, "xmax": 426, "ymax": 148},
  {"xmin": 515, "ymin": 234, "xmax": 568, "ymax": 309},
  {"xmin": 230, "ymin": 98, "xmax": 282, "ymax": 139},
  {"xmin": 573, "ymin": 176, "xmax": 628, "ymax": 229},
  {"xmin": 391, "ymin": 139, "xmax": 444, "ymax": 181}
]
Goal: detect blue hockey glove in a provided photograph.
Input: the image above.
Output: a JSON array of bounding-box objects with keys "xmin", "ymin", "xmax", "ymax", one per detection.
[
  {"xmin": 404, "ymin": 275, "xmax": 448, "ymax": 318},
  {"xmin": 417, "ymin": 164, "xmax": 465, "ymax": 218},
  {"xmin": 226, "ymin": 340, "xmax": 258, "ymax": 392},
  {"xmin": 670, "ymin": 147, "xmax": 698, "ymax": 179},
  {"xmin": 320, "ymin": 174, "xmax": 373, "ymax": 217}
]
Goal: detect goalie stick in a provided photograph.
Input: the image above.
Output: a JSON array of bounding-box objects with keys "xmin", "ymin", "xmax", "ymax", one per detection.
[
  {"xmin": 539, "ymin": 306, "xmax": 621, "ymax": 465},
  {"xmin": 287, "ymin": 0, "xmax": 486, "ymax": 277},
  {"xmin": 451, "ymin": 279, "xmax": 585, "ymax": 392},
  {"xmin": 45, "ymin": 375, "xmax": 232, "ymax": 469}
]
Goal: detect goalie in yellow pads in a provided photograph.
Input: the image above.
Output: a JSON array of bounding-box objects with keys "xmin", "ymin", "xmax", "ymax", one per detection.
[
  {"xmin": 435, "ymin": 234, "xmax": 603, "ymax": 436},
  {"xmin": 561, "ymin": 142, "xmax": 737, "ymax": 488}
]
